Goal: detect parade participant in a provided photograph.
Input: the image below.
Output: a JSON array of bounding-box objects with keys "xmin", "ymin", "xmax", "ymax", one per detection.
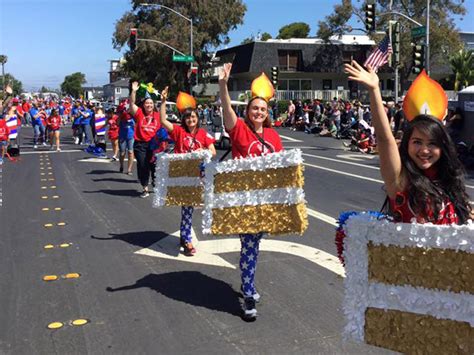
[
  {"xmin": 344, "ymin": 61, "xmax": 471, "ymax": 224},
  {"xmin": 0, "ymin": 115, "xmax": 10, "ymax": 164},
  {"xmin": 94, "ymin": 106, "xmax": 106, "ymax": 149},
  {"xmin": 105, "ymin": 108, "xmax": 119, "ymax": 161},
  {"xmin": 80, "ymin": 103, "xmax": 94, "ymax": 145},
  {"xmin": 29, "ymin": 102, "xmax": 46, "ymax": 148},
  {"xmin": 71, "ymin": 101, "xmax": 83, "ymax": 144},
  {"xmin": 160, "ymin": 87, "xmax": 216, "ymax": 256},
  {"xmin": 219, "ymin": 63, "xmax": 283, "ymax": 321},
  {"xmin": 129, "ymin": 81, "xmax": 162, "ymax": 198},
  {"xmin": 46, "ymin": 108, "xmax": 61, "ymax": 151},
  {"xmin": 117, "ymin": 103, "xmax": 135, "ymax": 175}
]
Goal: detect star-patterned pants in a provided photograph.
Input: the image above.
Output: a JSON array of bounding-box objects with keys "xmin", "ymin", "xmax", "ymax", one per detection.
[
  {"xmin": 239, "ymin": 233, "xmax": 264, "ymax": 297},
  {"xmin": 180, "ymin": 206, "xmax": 194, "ymax": 243}
]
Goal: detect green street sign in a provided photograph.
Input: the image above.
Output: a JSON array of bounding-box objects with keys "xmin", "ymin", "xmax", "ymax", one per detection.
[
  {"xmin": 411, "ymin": 26, "xmax": 426, "ymax": 39},
  {"xmin": 172, "ymin": 55, "xmax": 195, "ymax": 62}
]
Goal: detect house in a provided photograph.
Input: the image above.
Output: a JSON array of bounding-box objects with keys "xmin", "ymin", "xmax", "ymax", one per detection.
[
  {"xmin": 103, "ymin": 78, "xmax": 130, "ymax": 105},
  {"xmin": 214, "ymin": 35, "xmax": 396, "ymax": 102}
]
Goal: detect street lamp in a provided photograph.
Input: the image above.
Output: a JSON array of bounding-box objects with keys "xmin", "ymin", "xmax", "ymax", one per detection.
[{"xmin": 140, "ymin": 3, "xmax": 193, "ymax": 59}]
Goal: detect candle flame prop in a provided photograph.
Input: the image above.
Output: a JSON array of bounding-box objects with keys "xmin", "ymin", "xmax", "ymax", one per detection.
[{"xmin": 402, "ymin": 70, "xmax": 447, "ymax": 121}]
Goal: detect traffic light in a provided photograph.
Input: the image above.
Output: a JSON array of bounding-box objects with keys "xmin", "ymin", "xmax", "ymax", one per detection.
[
  {"xmin": 270, "ymin": 66, "xmax": 279, "ymax": 87},
  {"xmin": 189, "ymin": 67, "xmax": 198, "ymax": 86},
  {"xmin": 390, "ymin": 21, "xmax": 400, "ymax": 67},
  {"xmin": 129, "ymin": 28, "xmax": 137, "ymax": 52},
  {"xmin": 412, "ymin": 44, "xmax": 425, "ymax": 74},
  {"xmin": 365, "ymin": 3, "xmax": 376, "ymax": 32}
]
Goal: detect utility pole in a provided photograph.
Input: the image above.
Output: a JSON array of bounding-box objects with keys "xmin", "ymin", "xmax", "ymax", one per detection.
[{"xmin": 426, "ymin": 0, "xmax": 430, "ymax": 75}]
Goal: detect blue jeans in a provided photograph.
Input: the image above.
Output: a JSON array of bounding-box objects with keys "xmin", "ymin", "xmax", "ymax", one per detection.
[
  {"xmin": 33, "ymin": 125, "xmax": 45, "ymax": 145},
  {"xmin": 82, "ymin": 124, "xmax": 93, "ymax": 145}
]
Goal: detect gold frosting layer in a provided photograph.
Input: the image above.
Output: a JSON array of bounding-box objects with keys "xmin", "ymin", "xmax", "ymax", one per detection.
[
  {"xmin": 168, "ymin": 159, "xmax": 202, "ymax": 178},
  {"xmin": 214, "ymin": 165, "xmax": 304, "ymax": 194},
  {"xmin": 365, "ymin": 308, "xmax": 474, "ymax": 354},
  {"xmin": 211, "ymin": 202, "xmax": 307, "ymax": 235},
  {"xmin": 165, "ymin": 186, "xmax": 203, "ymax": 206},
  {"xmin": 368, "ymin": 243, "xmax": 474, "ymax": 293}
]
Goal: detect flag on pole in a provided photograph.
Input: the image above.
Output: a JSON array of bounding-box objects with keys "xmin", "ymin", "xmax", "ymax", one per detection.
[{"xmin": 364, "ymin": 34, "xmax": 393, "ymax": 72}]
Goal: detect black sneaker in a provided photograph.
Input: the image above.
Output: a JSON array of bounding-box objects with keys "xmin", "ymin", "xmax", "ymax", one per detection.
[
  {"xmin": 242, "ymin": 297, "xmax": 257, "ymax": 321},
  {"xmin": 140, "ymin": 190, "xmax": 150, "ymax": 198},
  {"xmin": 241, "ymin": 285, "xmax": 261, "ymax": 303}
]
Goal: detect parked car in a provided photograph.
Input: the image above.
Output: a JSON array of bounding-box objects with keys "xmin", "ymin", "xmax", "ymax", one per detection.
[{"xmin": 211, "ymin": 100, "xmax": 247, "ymax": 149}]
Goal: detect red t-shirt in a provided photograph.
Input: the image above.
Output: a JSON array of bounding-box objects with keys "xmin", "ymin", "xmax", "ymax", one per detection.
[
  {"xmin": 22, "ymin": 102, "xmax": 31, "ymax": 113},
  {"xmin": 0, "ymin": 120, "xmax": 10, "ymax": 141},
  {"xmin": 227, "ymin": 118, "xmax": 283, "ymax": 158},
  {"xmin": 133, "ymin": 108, "xmax": 161, "ymax": 142},
  {"xmin": 47, "ymin": 115, "xmax": 61, "ymax": 130},
  {"xmin": 169, "ymin": 125, "xmax": 215, "ymax": 154},
  {"xmin": 108, "ymin": 115, "xmax": 120, "ymax": 140}
]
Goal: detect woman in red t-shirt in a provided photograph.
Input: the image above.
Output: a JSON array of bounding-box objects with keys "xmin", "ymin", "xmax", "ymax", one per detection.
[
  {"xmin": 160, "ymin": 87, "xmax": 216, "ymax": 256},
  {"xmin": 47, "ymin": 108, "xmax": 61, "ymax": 151},
  {"xmin": 106, "ymin": 109, "xmax": 120, "ymax": 161},
  {"xmin": 219, "ymin": 63, "xmax": 283, "ymax": 321},
  {"xmin": 0, "ymin": 116, "xmax": 10, "ymax": 162},
  {"xmin": 129, "ymin": 81, "xmax": 162, "ymax": 198}
]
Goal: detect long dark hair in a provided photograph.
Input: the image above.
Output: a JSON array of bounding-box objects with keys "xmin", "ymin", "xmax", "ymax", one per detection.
[
  {"xmin": 180, "ymin": 108, "xmax": 200, "ymax": 133},
  {"xmin": 398, "ymin": 115, "xmax": 471, "ymax": 223},
  {"xmin": 244, "ymin": 97, "xmax": 272, "ymax": 130}
]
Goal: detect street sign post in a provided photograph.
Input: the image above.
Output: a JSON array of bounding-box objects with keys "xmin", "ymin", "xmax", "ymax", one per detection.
[
  {"xmin": 172, "ymin": 55, "xmax": 194, "ymax": 62},
  {"xmin": 411, "ymin": 26, "xmax": 426, "ymax": 39}
]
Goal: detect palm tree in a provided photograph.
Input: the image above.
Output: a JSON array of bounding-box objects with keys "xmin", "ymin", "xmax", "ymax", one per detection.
[
  {"xmin": 0, "ymin": 55, "xmax": 7, "ymax": 92},
  {"xmin": 449, "ymin": 49, "xmax": 474, "ymax": 91}
]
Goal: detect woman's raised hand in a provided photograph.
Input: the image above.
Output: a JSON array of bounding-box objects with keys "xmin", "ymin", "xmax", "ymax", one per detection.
[
  {"xmin": 161, "ymin": 86, "xmax": 168, "ymax": 103},
  {"xmin": 344, "ymin": 60, "xmax": 379, "ymax": 91},
  {"xmin": 219, "ymin": 63, "xmax": 232, "ymax": 83},
  {"xmin": 131, "ymin": 81, "xmax": 139, "ymax": 92}
]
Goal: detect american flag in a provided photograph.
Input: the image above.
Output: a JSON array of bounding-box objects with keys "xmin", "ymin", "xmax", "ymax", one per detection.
[{"xmin": 364, "ymin": 34, "xmax": 393, "ymax": 72}]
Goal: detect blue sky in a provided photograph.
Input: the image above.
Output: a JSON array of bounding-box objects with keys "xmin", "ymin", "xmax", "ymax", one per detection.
[{"xmin": 1, "ymin": 0, "xmax": 473, "ymax": 91}]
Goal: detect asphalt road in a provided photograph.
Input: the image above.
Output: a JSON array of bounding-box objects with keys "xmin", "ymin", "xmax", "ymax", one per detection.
[{"xmin": 2, "ymin": 125, "xmax": 472, "ymax": 354}]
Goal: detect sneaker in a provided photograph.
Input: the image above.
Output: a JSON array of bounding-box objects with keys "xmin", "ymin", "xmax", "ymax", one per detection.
[
  {"xmin": 56, "ymin": 148, "xmax": 61, "ymax": 152},
  {"xmin": 119, "ymin": 166, "xmax": 124, "ymax": 173},
  {"xmin": 140, "ymin": 190, "xmax": 150, "ymax": 198},
  {"xmin": 241, "ymin": 285, "xmax": 261, "ymax": 303},
  {"xmin": 242, "ymin": 297, "xmax": 257, "ymax": 321},
  {"xmin": 33, "ymin": 145, "xmax": 38, "ymax": 149},
  {"xmin": 111, "ymin": 156, "xmax": 118, "ymax": 162},
  {"xmin": 127, "ymin": 171, "xmax": 133, "ymax": 176},
  {"xmin": 42, "ymin": 142, "xmax": 47, "ymax": 146}
]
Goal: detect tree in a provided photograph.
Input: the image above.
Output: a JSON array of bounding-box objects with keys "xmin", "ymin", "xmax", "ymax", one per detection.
[
  {"xmin": 261, "ymin": 32, "xmax": 272, "ymax": 41},
  {"xmin": 61, "ymin": 72, "xmax": 86, "ymax": 98},
  {"xmin": 112, "ymin": 0, "xmax": 246, "ymax": 95},
  {"xmin": 277, "ymin": 22, "xmax": 310, "ymax": 39},
  {"xmin": 0, "ymin": 73, "xmax": 23, "ymax": 96},
  {"xmin": 450, "ymin": 49, "xmax": 474, "ymax": 91},
  {"xmin": 316, "ymin": 0, "xmax": 467, "ymax": 85}
]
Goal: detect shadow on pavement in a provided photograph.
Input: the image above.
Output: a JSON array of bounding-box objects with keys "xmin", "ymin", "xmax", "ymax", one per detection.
[
  {"xmin": 106, "ymin": 272, "xmax": 242, "ymax": 317},
  {"xmin": 91, "ymin": 231, "xmax": 169, "ymax": 249},
  {"xmin": 83, "ymin": 189, "xmax": 139, "ymax": 197},
  {"xmin": 92, "ymin": 177, "xmax": 136, "ymax": 183},
  {"xmin": 86, "ymin": 169, "xmax": 118, "ymax": 175}
]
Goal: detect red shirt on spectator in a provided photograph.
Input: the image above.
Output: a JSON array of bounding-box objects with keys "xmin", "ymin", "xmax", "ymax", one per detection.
[
  {"xmin": 227, "ymin": 118, "xmax": 283, "ymax": 159},
  {"xmin": 169, "ymin": 125, "xmax": 215, "ymax": 154},
  {"xmin": 22, "ymin": 102, "xmax": 31, "ymax": 113},
  {"xmin": 107, "ymin": 115, "xmax": 119, "ymax": 140},
  {"xmin": 0, "ymin": 120, "xmax": 10, "ymax": 141},
  {"xmin": 133, "ymin": 108, "xmax": 161, "ymax": 142}
]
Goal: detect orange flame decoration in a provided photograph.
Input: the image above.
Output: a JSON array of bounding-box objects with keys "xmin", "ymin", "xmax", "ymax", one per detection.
[
  {"xmin": 251, "ymin": 73, "xmax": 275, "ymax": 102},
  {"xmin": 176, "ymin": 91, "xmax": 197, "ymax": 113},
  {"xmin": 402, "ymin": 70, "xmax": 448, "ymax": 122}
]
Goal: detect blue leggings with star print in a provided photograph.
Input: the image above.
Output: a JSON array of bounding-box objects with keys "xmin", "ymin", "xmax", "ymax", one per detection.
[
  {"xmin": 239, "ymin": 233, "xmax": 264, "ymax": 297},
  {"xmin": 180, "ymin": 206, "xmax": 194, "ymax": 243}
]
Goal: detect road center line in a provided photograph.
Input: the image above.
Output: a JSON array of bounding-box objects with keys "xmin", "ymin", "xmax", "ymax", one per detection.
[
  {"xmin": 303, "ymin": 162, "xmax": 384, "ymax": 184},
  {"xmin": 307, "ymin": 208, "xmax": 337, "ymax": 226},
  {"xmin": 302, "ymin": 153, "xmax": 380, "ymax": 170},
  {"xmin": 279, "ymin": 134, "xmax": 303, "ymax": 142}
]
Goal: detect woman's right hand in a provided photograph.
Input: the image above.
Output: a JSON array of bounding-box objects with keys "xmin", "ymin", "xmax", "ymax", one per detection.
[
  {"xmin": 131, "ymin": 81, "xmax": 139, "ymax": 92},
  {"xmin": 161, "ymin": 86, "xmax": 168, "ymax": 103},
  {"xmin": 218, "ymin": 63, "xmax": 232, "ymax": 83},
  {"xmin": 344, "ymin": 60, "xmax": 379, "ymax": 91}
]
